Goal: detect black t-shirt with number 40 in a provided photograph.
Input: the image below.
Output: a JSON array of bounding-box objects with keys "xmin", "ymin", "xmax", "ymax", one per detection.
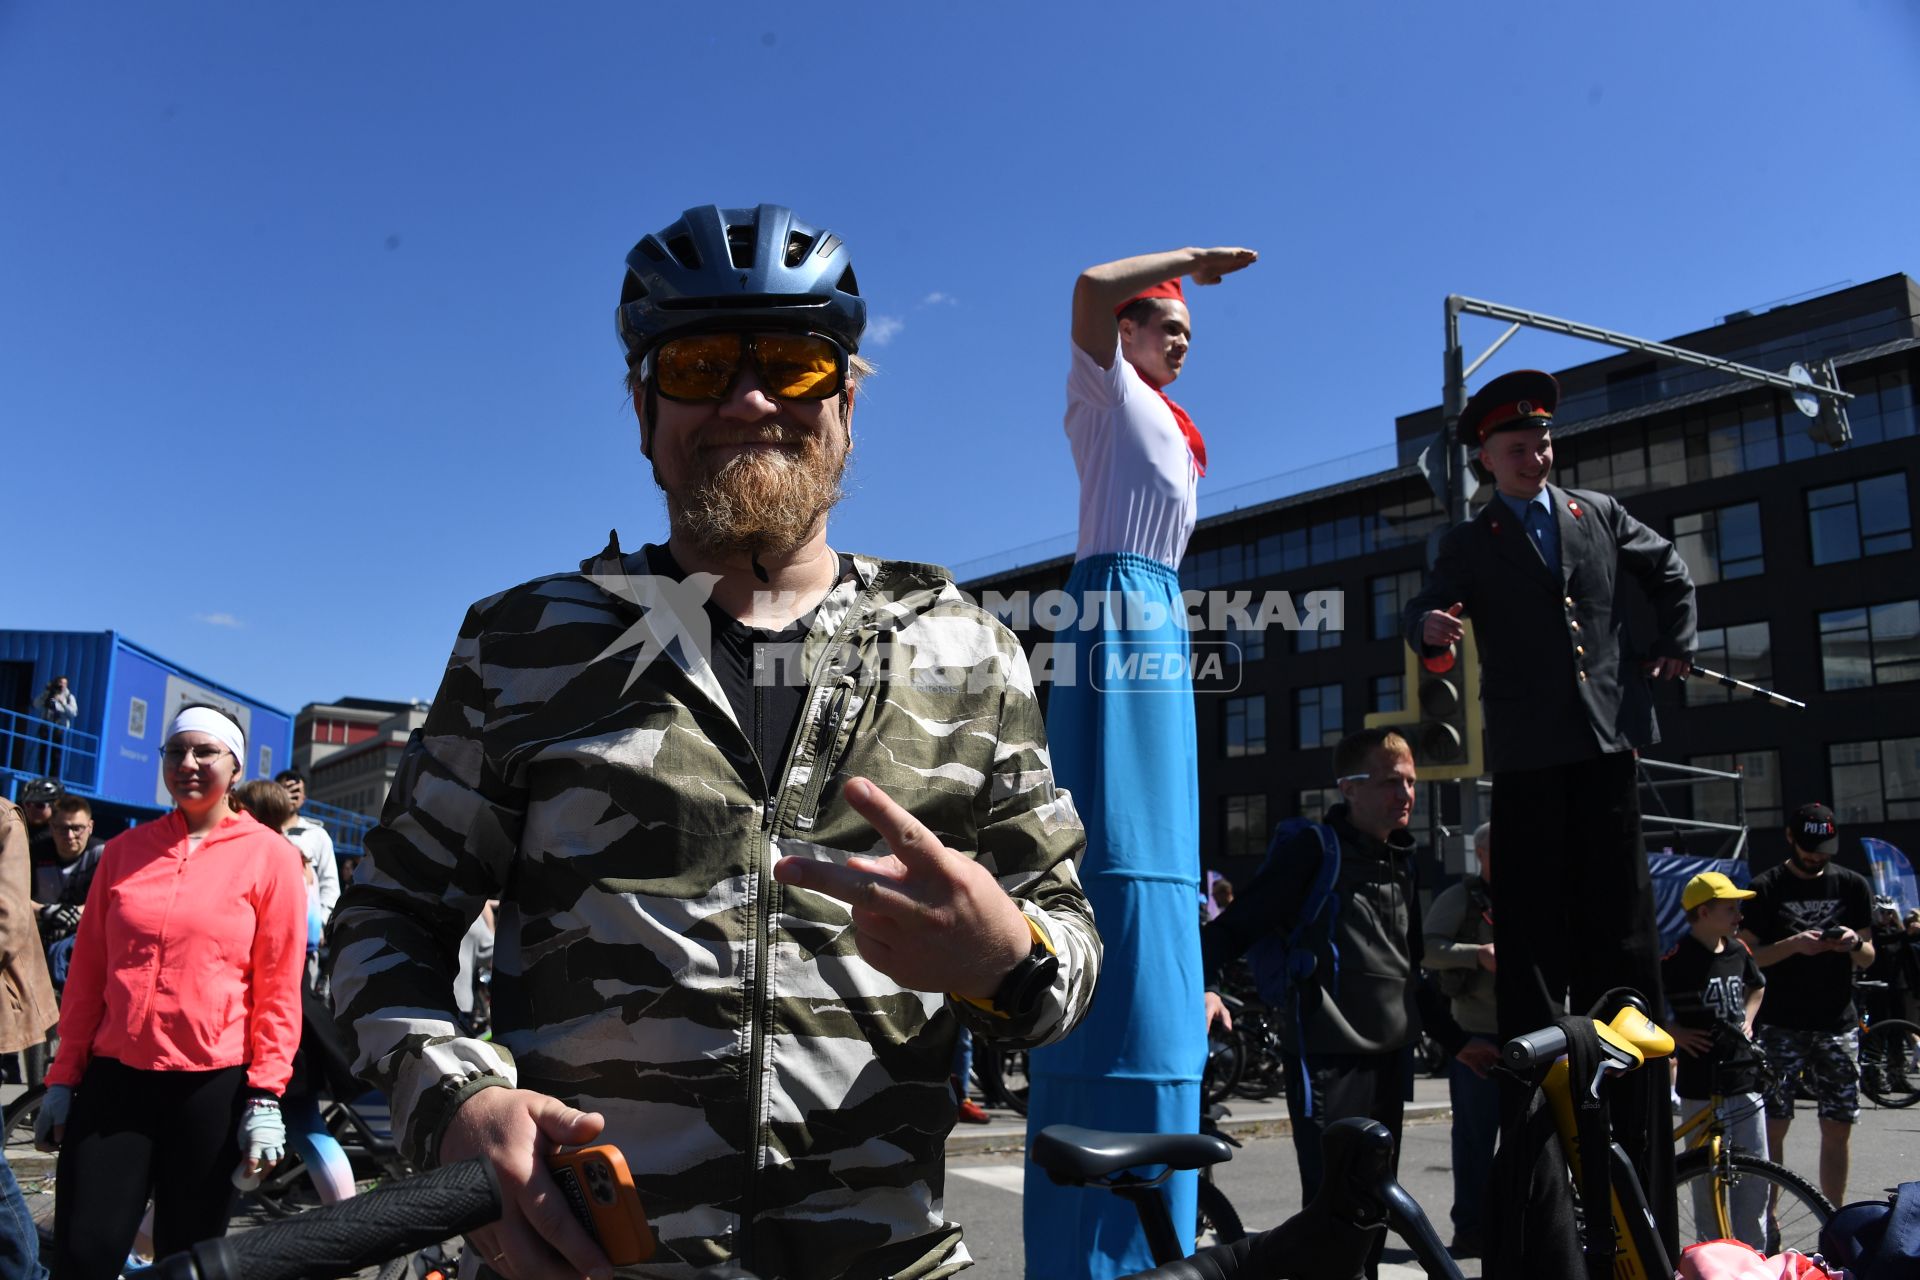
[
  {"xmin": 1744, "ymin": 861, "xmax": 1874, "ymax": 1032},
  {"xmin": 1661, "ymin": 934, "xmax": 1766, "ymax": 1099}
]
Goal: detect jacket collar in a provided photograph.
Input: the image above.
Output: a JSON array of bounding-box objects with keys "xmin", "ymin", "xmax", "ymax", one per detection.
[{"xmin": 1478, "ymin": 483, "xmax": 1576, "ymax": 589}]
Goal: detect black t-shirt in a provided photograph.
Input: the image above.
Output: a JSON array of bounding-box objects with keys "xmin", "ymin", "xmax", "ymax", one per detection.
[
  {"xmin": 645, "ymin": 544, "xmax": 852, "ymax": 796},
  {"xmin": 1661, "ymin": 933, "xmax": 1766, "ymax": 1098},
  {"xmin": 1744, "ymin": 861, "xmax": 1874, "ymax": 1031}
]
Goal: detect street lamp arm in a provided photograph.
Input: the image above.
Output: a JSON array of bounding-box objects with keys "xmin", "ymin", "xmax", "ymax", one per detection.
[{"xmin": 1451, "ymin": 295, "xmax": 1853, "ymax": 401}]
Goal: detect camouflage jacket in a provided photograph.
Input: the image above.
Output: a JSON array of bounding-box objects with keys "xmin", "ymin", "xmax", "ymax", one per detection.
[{"xmin": 330, "ymin": 543, "xmax": 1097, "ymax": 1280}]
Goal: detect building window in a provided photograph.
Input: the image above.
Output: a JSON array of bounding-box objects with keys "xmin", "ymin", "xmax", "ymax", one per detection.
[
  {"xmin": 1222, "ymin": 794, "xmax": 1269, "ymax": 860},
  {"xmin": 1673, "ymin": 502, "xmax": 1764, "ymax": 584},
  {"xmin": 1829, "ymin": 737, "xmax": 1920, "ymax": 823},
  {"xmin": 1370, "ymin": 673, "xmax": 1405, "ymax": 715},
  {"xmin": 1369, "ymin": 569, "xmax": 1423, "ymax": 641},
  {"xmin": 1295, "ymin": 588, "xmax": 1343, "ymax": 652},
  {"xmin": 1297, "ymin": 787, "xmax": 1341, "ymax": 822},
  {"xmin": 1688, "ymin": 750, "xmax": 1782, "ymax": 833},
  {"xmin": 1685, "ymin": 622, "xmax": 1772, "ymax": 706},
  {"xmin": 1295, "ymin": 683, "xmax": 1344, "ymax": 750},
  {"xmin": 1819, "ymin": 599, "xmax": 1920, "ymax": 690},
  {"xmin": 1223, "ymin": 695, "xmax": 1266, "ymax": 758},
  {"xmin": 1842, "ymin": 368, "xmax": 1917, "ymax": 448},
  {"xmin": 1224, "ymin": 616, "xmax": 1265, "ymax": 664},
  {"xmin": 1809, "ymin": 472, "xmax": 1912, "ymax": 565}
]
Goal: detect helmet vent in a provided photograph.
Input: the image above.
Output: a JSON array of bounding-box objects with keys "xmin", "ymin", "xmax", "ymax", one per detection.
[
  {"xmin": 727, "ymin": 225, "xmax": 755, "ymax": 269},
  {"xmin": 836, "ymin": 266, "xmax": 860, "ymax": 297},
  {"xmin": 665, "ymin": 234, "xmax": 700, "ymax": 269},
  {"xmin": 636, "ymin": 239, "xmax": 667, "ymax": 264},
  {"xmin": 784, "ymin": 231, "xmax": 816, "ymax": 267}
]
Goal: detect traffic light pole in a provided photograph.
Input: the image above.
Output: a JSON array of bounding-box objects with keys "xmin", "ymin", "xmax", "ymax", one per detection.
[{"xmin": 1433, "ymin": 292, "xmax": 1860, "ymax": 857}]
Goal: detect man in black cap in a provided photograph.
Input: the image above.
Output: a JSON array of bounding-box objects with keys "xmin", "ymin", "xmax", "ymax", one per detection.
[
  {"xmin": 1403, "ymin": 368, "xmax": 1696, "ymax": 1243},
  {"xmin": 1738, "ymin": 802, "xmax": 1876, "ymax": 1205}
]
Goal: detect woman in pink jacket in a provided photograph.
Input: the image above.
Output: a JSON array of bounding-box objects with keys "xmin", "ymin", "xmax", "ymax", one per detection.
[{"xmin": 35, "ymin": 705, "xmax": 306, "ymax": 1278}]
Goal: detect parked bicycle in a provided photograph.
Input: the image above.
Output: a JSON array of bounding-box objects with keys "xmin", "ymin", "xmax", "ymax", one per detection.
[
  {"xmin": 1854, "ymin": 978, "xmax": 1920, "ymax": 1109},
  {"xmin": 1669, "ymin": 1042, "xmax": 1834, "ymax": 1254}
]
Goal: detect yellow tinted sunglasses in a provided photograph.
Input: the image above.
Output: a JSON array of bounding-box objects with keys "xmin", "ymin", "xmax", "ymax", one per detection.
[{"xmin": 651, "ymin": 331, "xmax": 846, "ymax": 403}]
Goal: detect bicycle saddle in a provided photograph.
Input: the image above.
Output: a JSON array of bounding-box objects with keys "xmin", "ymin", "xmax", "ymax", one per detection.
[{"xmin": 1031, "ymin": 1125, "xmax": 1235, "ymax": 1185}]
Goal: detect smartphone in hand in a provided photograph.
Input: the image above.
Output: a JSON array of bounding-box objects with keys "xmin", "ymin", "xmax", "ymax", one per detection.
[{"xmin": 549, "ymin": 1144, "xmax": 654, "ymax": 1265}]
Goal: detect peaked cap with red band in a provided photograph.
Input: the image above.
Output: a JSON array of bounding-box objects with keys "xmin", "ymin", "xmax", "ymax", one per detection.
[
  {"xmin": 1114, "ymin": 277, "xmax": 1186, "ymax": 316},
  {"xmin": 1459, "ymin": 369, "xmax": 1560, "ymax": 448}
]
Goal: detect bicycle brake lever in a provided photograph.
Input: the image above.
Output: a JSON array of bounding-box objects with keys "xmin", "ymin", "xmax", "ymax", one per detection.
[{"xmin": 1380, "ymin": 1181, "xmax": 1467, "ymax": 1280}]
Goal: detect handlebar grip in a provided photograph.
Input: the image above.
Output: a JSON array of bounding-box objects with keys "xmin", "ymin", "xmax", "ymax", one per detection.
[
  {"xmin": 1502, "ymin": 1025, "xmax": 1569, "ymax": 1072},
  {"xmin": 155, "ymin": 1158, "xmax": 502, "ymax": 1280}
]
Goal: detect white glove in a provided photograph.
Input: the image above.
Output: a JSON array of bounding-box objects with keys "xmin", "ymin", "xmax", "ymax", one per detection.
[
  {"xmin": 33, "ymin": 1085, "xmax": 71, "ymax": 1152},
  {"xmin": 232, "ymin": 1097, "xmax": 287, "ymax": 1191}
]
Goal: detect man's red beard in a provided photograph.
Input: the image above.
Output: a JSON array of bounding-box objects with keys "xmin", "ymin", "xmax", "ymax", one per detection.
[{"xmin": 664, "ymin": 421, "xmax": 850, "ymax": 558}]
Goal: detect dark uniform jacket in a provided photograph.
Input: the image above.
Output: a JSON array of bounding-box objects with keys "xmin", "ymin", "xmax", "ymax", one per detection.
[{"xmin": 1403, "ymin": 483, "xmax": 1695, "ymax": 774}]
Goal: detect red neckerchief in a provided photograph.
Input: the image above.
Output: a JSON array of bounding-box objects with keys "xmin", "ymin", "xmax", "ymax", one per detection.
[{"xmin": 1135, "ymin": 368, "xmax": 1207, "ymax": 477}]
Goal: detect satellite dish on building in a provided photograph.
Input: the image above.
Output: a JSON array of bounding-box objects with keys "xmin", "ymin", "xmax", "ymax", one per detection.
[{"xmin": 1788, "ymin": 362, "xmax": 1820, "ymax": 420}]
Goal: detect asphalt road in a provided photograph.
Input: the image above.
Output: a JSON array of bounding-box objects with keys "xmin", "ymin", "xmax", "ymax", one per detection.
[{"xmin": 945, "ymin": 1078, "xmax": 1920, "ymax": 1280}]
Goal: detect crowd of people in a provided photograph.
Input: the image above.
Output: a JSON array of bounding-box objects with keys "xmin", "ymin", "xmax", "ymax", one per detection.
[
  {"xmin": 2, "ymin": 744, "xmax": 362, "ymax": 1278},
  {"xmin": 1, "ymin": 202, "xmax": 1915, "ymax": 1280}
]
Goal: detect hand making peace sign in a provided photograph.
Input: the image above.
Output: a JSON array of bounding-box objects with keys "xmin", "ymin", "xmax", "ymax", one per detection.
[{"xmin": 772, "ymin": 777, "xmax": 1036, "ymax": 1000}]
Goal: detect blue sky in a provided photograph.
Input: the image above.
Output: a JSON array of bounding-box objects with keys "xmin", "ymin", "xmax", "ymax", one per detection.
[{"xmin": 4, "ymin": 2, "xmax": 1917, "ymax": 713}]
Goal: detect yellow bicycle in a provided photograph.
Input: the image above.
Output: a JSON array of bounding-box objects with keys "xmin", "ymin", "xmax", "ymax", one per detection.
[{"xmin": 1669, "ymin": 1048, "xmax": 1833, "ymax": 1254}]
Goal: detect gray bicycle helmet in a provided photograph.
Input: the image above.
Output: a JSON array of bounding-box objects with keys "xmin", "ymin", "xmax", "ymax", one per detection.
[
  {"xmin": 20, "ymin": 778, "xmax": 59, "ymax": 804},
  {"xmin": 616, "ymin": 204, "xmax": 867, "ymax": 362}
]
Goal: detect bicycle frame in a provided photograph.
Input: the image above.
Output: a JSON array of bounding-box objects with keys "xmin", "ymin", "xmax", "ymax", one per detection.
[{"xmin": 1529, "ymin": 1003, "xmax": 1676, "ymax": 1280}]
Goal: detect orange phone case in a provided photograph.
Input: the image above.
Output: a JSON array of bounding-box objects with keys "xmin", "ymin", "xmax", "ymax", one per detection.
[{"xmin": 548, "ymin": 1144, "xmax": 654, "ymax": 1266}]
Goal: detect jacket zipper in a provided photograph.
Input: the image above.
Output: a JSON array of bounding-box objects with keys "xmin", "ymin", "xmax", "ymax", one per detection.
[
  {"xmin": 792, "ymin": 678, "xmax": 855, "ymax": 833},
  {"xmin": 738, "ymin": 567, "xmax": 882, "ymax": 1267}
]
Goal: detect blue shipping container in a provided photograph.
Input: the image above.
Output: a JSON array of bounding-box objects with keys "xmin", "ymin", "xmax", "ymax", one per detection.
[{"xmin": 0, "ymin": 629, "xmax": 293, "ymax": 815}]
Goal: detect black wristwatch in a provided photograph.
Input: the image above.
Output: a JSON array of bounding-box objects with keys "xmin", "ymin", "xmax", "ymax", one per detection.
[{"xmin": 990, "ymin": 932, "xmax": 1060, "ymax": 1018}]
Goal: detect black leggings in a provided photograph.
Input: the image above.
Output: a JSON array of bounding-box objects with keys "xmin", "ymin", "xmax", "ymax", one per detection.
[{"xmin": 52, "ymin": 1057, "xmax": 248, "ymax": 1280}]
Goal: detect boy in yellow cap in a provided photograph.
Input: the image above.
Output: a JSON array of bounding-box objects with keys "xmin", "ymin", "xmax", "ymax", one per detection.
[{"xmin": 1661, "ymin": 871, "xmax": 1768, "ymax": 1246}]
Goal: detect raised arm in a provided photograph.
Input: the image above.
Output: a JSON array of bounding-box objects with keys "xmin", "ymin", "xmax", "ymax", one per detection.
[{"xmin": 1071, "ymin": 247, "xmax": 1258, "ymax": 366}]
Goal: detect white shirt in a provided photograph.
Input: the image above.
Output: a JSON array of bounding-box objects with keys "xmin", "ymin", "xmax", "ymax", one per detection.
[
  {"xmin": 286, "ymin": 818, "xmax": 341, "ymax": 918},
  {"xmin": 1063, "ymin": 341, "xmax": 1199, "ymax": 568}
]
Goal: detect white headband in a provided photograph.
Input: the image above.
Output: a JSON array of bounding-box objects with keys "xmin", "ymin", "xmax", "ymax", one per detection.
[{"xmin": 166, "ymin": 706, "xmax": 246, "ymax": 770}]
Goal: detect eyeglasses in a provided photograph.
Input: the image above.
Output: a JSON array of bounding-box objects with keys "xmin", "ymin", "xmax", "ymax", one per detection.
[
  {"xmin": 649, "ymin": 331, "xmax": 846, "ymax": 403},
  {"xmin": 162, "ymin": 745, "xmax": 233, "ymax": 766}
]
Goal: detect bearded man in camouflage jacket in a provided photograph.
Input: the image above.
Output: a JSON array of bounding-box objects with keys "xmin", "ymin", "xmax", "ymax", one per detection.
[{"xmin": 330, "ymin": 205, "xmax": 1100, "ymax": 1280}]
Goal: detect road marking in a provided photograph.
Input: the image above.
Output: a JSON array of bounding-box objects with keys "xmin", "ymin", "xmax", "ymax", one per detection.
[{"xmin": 951, "ymin": 1165, "xmax": 1026, "ymax": 1194}]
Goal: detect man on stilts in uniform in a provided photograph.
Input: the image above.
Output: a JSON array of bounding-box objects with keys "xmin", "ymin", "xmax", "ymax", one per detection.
[
  {"xmin": 1025, "ymin": 244, "xmax": 1257, "ymax": 1280},
  {"xmin": 1404, "ymin": 369, "xmax": 1696, "ymax": 1257}
]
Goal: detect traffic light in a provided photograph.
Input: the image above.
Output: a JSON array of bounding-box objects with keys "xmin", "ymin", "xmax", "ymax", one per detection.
[{"xmin": 1366, "ymin": 623, "xmax": 1485, "ymax": 781}]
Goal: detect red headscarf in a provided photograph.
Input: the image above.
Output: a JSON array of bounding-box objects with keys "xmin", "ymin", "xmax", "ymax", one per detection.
[{"xmin": 1115, "ymin": 280, "xmax": 1207, "ymax": 476}]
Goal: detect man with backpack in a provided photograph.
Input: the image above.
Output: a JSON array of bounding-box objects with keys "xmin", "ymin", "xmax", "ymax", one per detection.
[
  {"xmin": 1202, "ymin": 728, "xmax": 1422, "ymax": 1229},
  {"xmin": 1423, "ymin": 821, "xmax": 1499, "ymax": 1257}
]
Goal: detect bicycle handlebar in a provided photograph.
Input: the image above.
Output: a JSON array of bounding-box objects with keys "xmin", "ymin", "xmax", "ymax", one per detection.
[
  {"xmin": 146, "ymin": 1158, "xmax": 501, "ymax": 1280},
  {"xmin": 1129, "ymin": 1118, "xmax": 1463, "ymax": 1280}
]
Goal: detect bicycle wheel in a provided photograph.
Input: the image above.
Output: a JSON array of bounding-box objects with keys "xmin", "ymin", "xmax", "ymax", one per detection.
[
  {"xmin": 2, "ymin": 1085, "xmax": 56, "ymax": 1250},
  {"xmin": 1674, "ymin": 1149, "xmax": 1833, "ymax": 1255},
  {"xmin": 1230, "ymin": 1016, "xmax": 1285, "ymax": 1100},
  {"xmin": 994, "ymin": 1049, "xmax": 1030, "ymax": 1116},
  {"xmin": 1195, "ymin": 1176, "xmax": 1245, "ymax": 1247},
  {"xmin": 1201, "ymin": 1030, "xmax": 1244, "ymax": 1106},
  {"xmin": 1859, "ymin": 1019, "xmax": 1920, "ymax": 1108}
]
